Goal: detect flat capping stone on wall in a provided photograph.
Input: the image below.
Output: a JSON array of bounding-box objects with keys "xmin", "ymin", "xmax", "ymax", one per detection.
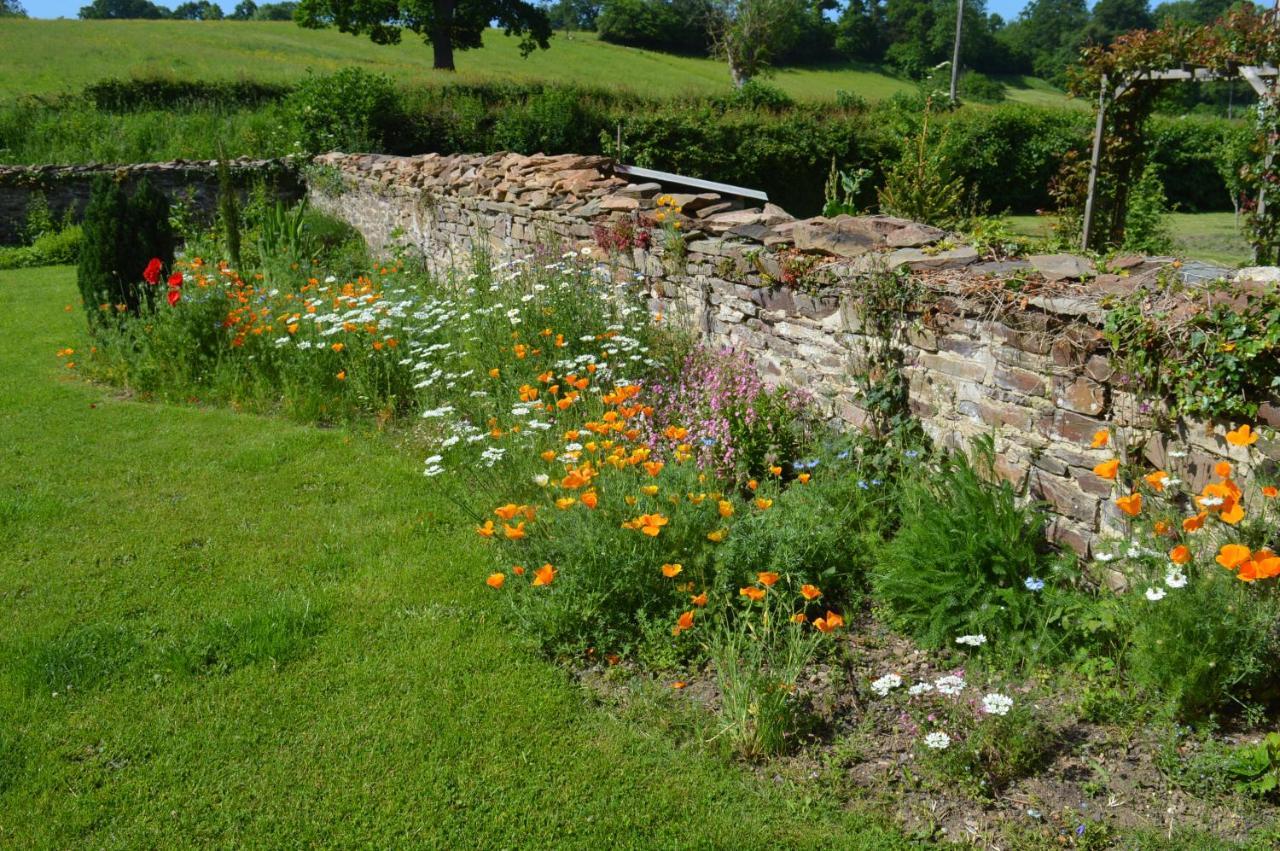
[
  {"xmin": 0, "ymin": 156, "xmax": 306, "ymax": 245},
  {"xmin": 305, "ymin": 149, "xmax": 1280, "ymax": 555}
]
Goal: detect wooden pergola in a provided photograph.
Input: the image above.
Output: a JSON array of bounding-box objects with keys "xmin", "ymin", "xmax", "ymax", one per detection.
[{"xmin": 1082, "ymin": 63, "xmax": 1280, "ymax": 255}]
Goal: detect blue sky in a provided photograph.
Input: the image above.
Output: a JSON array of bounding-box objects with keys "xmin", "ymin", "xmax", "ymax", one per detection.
[{"xmin": 27, "ymin": 0, "xmax": 1039, "ymax": 24}]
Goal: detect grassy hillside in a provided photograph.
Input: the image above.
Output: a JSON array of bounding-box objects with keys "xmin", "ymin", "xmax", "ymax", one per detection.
[{"xmin": 0, "ymin": 18, "xmax": 1072, "ymax": 106}]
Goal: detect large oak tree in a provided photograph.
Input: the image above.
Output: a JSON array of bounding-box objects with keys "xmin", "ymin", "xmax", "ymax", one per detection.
[{"xmin": 295, "ymin": 0, "xmax": 552, "ymax": 71}]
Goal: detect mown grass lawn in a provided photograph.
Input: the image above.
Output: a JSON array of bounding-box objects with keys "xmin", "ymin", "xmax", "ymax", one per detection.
[
  {"xmin": 0, "ymin": 265, "xmax": 915, "ymax": 848},
  {"xmin": 0, "ymin": 18, "xmax": 1068, "ymax": 107},
  {"xmin": 1006, "ymin": 212, "xmax": 1253, "ymax": 267}
]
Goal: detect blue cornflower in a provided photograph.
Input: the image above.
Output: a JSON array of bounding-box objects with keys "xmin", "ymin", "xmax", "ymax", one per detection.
[
  {"xmin": 701, "ymin": 437, "xmax": 717, "ymax": 447},
  {"xmin": 903, "ymin": 449, "xmax": 919, "ymax": 459},
  {"xmin": 857, "ymin": 480, "xmax": 869, "ymax": 490},
  {"xmin": 837, "ymin": 450, "xmax": 851, "ymax": 460},
  {"xmin": 1024, "ymin": 577, "xmax": 1045, "ymax": 592}
]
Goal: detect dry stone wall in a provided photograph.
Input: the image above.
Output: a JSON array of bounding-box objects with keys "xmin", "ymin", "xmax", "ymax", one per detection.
[
  {"xmin": 307, "ymin": 150, "xmax": 1279, "ymax": 555},
  {"xmin": 0, "ymin": 157, "xmax": 304, "ymax": 244}
]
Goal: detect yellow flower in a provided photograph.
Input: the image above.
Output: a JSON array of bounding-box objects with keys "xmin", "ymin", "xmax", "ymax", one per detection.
[
  {"xmin": 640, "ymin": 485, "xmax": 659, "ymax": 496},
  {"xmin": 707, "ymin": 528, "xmax": 727, "ymax": 542},
  {"xmin": 717, "ymin": 500, "xmax": 734, "ymax": 518}
]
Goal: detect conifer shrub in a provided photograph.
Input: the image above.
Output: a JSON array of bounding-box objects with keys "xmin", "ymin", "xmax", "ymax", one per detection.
[{"xmin": 76, "ymin": 176, "xmax": 173, "ymax": 324}]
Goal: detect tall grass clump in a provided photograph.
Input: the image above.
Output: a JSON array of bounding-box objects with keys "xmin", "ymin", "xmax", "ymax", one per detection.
[{"xmin": 872, "ymin": 437, "xmax": 1054, "ymax": 650}]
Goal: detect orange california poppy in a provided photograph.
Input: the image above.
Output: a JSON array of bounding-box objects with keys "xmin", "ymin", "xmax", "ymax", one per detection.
[
  {"xmin": 643, "ymin": 461, "xmax": 664, "ymax": 477},
  {"xmin": 672, "ymin": 611, "xmax": 695, "ymax": 635},
  {"xmin": 813, "ymin": 611, "xmax": 845, "ymax": 633},
  {"xmin": 800, "ymin": 584, "xmax": 823, "ymax": 601},
  {"xmin": 486, "ymin": 573, "xmax": 506, "ymax": 589},
  {"xmin": 691, "ymin": 591, "xmax": 708, "ymax": 607},
  {"xmin": 1154, "ymin": 521, "xmax": 1170, "ymax": 536},
  {"xmin": 531, "ymin": 563, "xmax": 557, "ymax": 586},
  {"xmin": 664, "ymin": 426, "xmax": 689, "ymax": 441},
  {"xmin": 740, "ymin": 586, "xmax": 766, "ymax": 602},
  {"xmin": 581, "ymin": 491, "xmax": 599, "ymax": 509},
  {"xmin": 717, "ymin": 500, "xmax": 734, "ymax": 518},
  {"xmin": 1144, "ymin": 471, "xmax": 1169, "ymax": 492},
  {"xmin": 555, "ymin": 497, "xmax": 577, "ymax": 510},
  {"xmin": 494, "ymin": 503, "xmax": 523, "ymax": 521},
  {"xmin": 1215, "ymin": 461, "xmax": 1233, "ymax": 479},
  {"xmin": 1115, "ymin": 492, "xmax": 1142, "ymax": 517},
  {"xmin": 770, "ymin": 465, "xmax": 782, "ymax": 476},
  {"xmin": 707, "ymin": 529, "xmax": 727, "ymax": 542},
  {"xmin": 747, "ymin": 479, "xmax": 758, "ymax": 491},
  {"xmin": 503, "ymin": 522, "xmax": 527, "ymax": 540},
  {"xmin": 1169, "ymin": 545, "xmax": 1191, "ymax": 566},
  {"xmin": 1091, "ymin": 429, "xmax": 1110, "ymax": 448},
  {"xmin": 798, "ymin": 473, "xmax": 812, "ymax": 484},
  {"xmin": 1236, "ymin": 550, "xmax": 1280, "ymax": 582},
  {"xmin": 540, "ymin": 450, "xmax": 557, "ymax": 462},
  {"xmin": 1264, "ymin": 486, "xmax": 1279, "ymax": 498},
  {"xmin": 1251, "ymin": 552, "xmax": 1280, "ymax": 580},
  {"xmin": 562, "ymin": 469, "xmax": 590, "ymax": 489},
  {"xmin": 637, "ymin": 513, "xmax": 668, "ymax": 536},
  {"xmin": 1226, "ymin": 424, "xmax": 1260, "ymax": 447},
  {"xmin": 513, "ymin": 565, "xmax": 526, "ymax": 576},
  {"xmin": 754, "ymin": 498, "xmax": 773, "ymax": 510},
  {"xmin": 1183, "ymin": 512, "xmax": 1208, "ymax": 532},
  {"xmin": 790, "ymin": 612, "xmax": 808, "ymax": 624},
  {"xmin": 1093, "ymin": 459, "xmax": 1120, "ymax": 480},
  {"xmin": 476, "ymin": 520, "xmax": 495, "ymax": 538},
  {"xmin": 661, "ymin": 563, "xmax": 683, "ymax": 578},
  {"xmin": 757, "ymin": 571, "xmax": 780, "ymax": 587},
  {"xmin": 1217, "ymin": 543, "xmax": 1252, "ymax": 570},
  {"xmin": 1221, "ymin": 500, "xmax": 1246, "ymax": 525}
]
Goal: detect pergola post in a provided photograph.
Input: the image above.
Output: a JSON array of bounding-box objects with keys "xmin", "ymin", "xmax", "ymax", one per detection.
[
  {"xmin": 1240, "ymin": 68, "xmax": 1277, "ymax": 256},
  {"xmin": 1081, "ymin": 76, "xmax": 1110, "ymax": 253}
]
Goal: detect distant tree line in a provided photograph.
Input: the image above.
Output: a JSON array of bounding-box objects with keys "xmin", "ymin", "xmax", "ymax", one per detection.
[
  {"xmin": 552, "ymin": 0, "xmax": 1253, "ymax": 84},
  {"xmin": 78, "ymin": 0, "xmax": 298, "ymax": 20}
]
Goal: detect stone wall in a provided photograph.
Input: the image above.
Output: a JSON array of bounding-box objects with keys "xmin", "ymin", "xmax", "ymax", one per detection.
[
  {"xmin": 0, "ymin": 157, "xmax": 304, "ymax": 244},
  {"xmin": 307, "ymin": 150, "xmax": 1278, "ymax": 554}
]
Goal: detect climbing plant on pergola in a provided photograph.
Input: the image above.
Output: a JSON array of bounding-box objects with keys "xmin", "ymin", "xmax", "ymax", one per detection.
[{"xmin": 1069, "ymin": 6, "xmax": 1280, "ymax": 262}]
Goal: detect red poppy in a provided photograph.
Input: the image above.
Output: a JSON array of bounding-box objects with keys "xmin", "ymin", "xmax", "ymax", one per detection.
[
  {"xmin": 167, "ymin": 287, "xmax": 181, "ymax": 307},
  {"xmin": 143, "ymin": 258, "xmax": 163, "ymax": 285},
  {"xmin": 167, "ymin": 273, "xmax": 183, "ymax": 288}
]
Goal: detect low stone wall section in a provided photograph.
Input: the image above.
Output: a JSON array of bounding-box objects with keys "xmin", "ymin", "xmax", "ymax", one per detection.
[{"xmin": 0, "ymin": 157, "xmax": 304, "ymax": 244}]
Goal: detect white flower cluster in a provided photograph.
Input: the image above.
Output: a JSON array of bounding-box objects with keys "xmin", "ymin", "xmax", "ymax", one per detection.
[
  {"xmin": 870, "ymin": 673, "xmax": 903, "ymax": 697},
  {"xmin": 981, "ymin": 692, "xmax": 1014, "ymax": 716},
  {"xmin": 955, "ymin": 634, "xmax": 987, "ymax": 647},
  {"xmin": 923, "ymin": 731, "xmax": 951, "ymax": 750}
]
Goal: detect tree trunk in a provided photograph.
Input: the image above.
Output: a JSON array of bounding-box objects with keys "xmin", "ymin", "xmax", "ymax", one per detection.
[
  {"xmin": 432, "ymin": 0, "xmax": 456, "ymax": 71},
  {"xmin": 728, "ymin": 55, "xmax": 749, "ymax": 88}
]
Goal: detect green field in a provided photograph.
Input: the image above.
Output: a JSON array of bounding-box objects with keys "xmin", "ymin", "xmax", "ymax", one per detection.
[
  {"xmin": 1007, "ymin": 211, "xmax": 1253, "ymax": 267},
  {"xmin": 0, "ymin": 265, "xmax": 913, "ymax": 848},
  {"xmin": 0, "ymin": 18, "xmax": 1071, "ymax": 106}
]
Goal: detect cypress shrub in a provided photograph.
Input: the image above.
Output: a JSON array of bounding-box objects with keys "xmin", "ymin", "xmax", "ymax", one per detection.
[{"xmin": 76, "ymin": 176, "xmax": 173, "ymax": 324}]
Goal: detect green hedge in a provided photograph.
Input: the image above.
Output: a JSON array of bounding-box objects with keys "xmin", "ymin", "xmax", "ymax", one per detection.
[
  {"xmin": 85, "ymin": 76, "xmax": 295, "ymax": 112},
  {"xmin": 0, "ymin": 72, "xmax": 1249, "ymax": 217}
]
